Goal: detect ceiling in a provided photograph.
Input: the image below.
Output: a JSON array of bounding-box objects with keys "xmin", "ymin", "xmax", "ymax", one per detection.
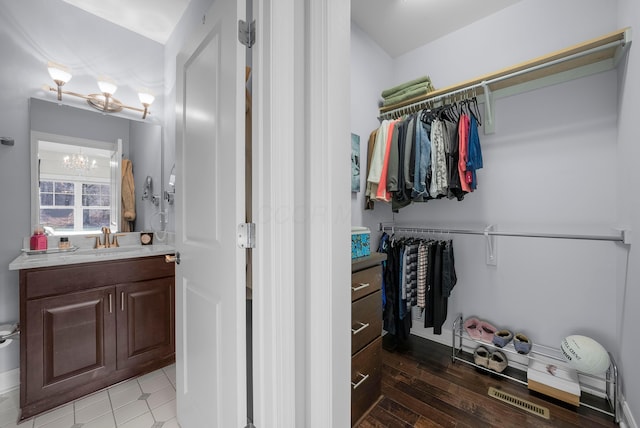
[
  {"xmin": 351, "ymin": 0, "xmax": 520, "ymax": 58},
  {"xmin": 61, "ymin": 0, "xmax": 191, "ymax": 44},
  {"xmin": 62, "ymin": 0, "xmax": 519, "ymax": 57}
]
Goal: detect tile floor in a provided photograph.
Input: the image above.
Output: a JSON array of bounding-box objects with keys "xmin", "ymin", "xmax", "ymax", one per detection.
[{"xmin": 0, "ymin": 365, "xmax": 178, "ymax": 428}]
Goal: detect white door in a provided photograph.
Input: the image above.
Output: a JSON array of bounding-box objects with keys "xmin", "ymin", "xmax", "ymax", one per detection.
[{"xmin": 174, "ymin": 0, "xmax": 247, "ymax": 426}]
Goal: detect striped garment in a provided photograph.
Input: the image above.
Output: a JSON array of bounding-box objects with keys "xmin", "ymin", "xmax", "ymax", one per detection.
[{"xmin": 417, "ymin": 241, "xmax": 428, "ymax": 308}]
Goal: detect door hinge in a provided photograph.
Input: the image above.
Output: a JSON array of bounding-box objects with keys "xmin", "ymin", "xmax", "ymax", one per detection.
[
  {"xmin": 237, "ymin": 223, "xmax": 256, "ymax": 249},
  {"xmin": 238, "ymin": 19, "xmax": 255, "ymax": 48}
]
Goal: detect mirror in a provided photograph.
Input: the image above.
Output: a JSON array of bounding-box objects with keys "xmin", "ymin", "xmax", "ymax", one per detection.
[
  {"xmin": 29, "ymin": 97, "xmax": 162, "ymax": 234},
  {"xmin": 32, "ymin": 134, "xmax": 121, "ymax": 235}
]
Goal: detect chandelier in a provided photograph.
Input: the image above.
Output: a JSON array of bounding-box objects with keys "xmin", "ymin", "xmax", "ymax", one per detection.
[
  {"xmin": 63, "ymin": 153, "xmax": 97, "ymax": 175},
  {"xmin": 46, "ymin": 61, "xmax": 155, "ymax": 119}
]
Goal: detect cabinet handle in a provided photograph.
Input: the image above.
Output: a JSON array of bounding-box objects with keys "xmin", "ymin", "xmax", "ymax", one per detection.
[
  {"xmin": 108, "ymin": 294, "xmax": 112, "ymax": 313},
  {"xmin": 351, "ymin": 372, "xmax": 369, "ymax": 390},
  {"xmin": 121, "ymin": 292, "xmax": 124, "ymax": 311},
  {"xmin": 165, "ymin": 252, "xmax": 180, "ymax": 264},
  {"xmin": 351, "ymin": 322, "xmax": 370, "ymax": 335},
  {"xmin": 351, "ymin": 282, "xmax": 370, "ymax": 292}
]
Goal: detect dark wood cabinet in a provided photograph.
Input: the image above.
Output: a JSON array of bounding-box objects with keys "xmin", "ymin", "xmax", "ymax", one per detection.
[
  {"xmin": 351, "ymin": 252, "xmax": 386, "ymax": 426},
  {"xmin": 19, "ymin": 255, "xmax": 175, "ymax": 420},
  {"xmin": 24, "ymin": 287, "xmax": 116, "ymax": 407},
  {"xmin": 116, "ymin": 278, "xmax": 175, "ymax": 371}
]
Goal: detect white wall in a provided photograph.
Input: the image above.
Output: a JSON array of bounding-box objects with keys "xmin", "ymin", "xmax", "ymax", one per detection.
[
  {"xmin": 392, "ymin": 0, "xmax": 618, "ymax": 88},
  {"xmin": 129, "ymin": 120, "xmax": 163, "ymax": 231},
  {"xmin": 350, "ymin": 23, "xmax": 395, "ymax": 237},
  {"xmin": 0, "ymin": 0, "xmax": 165, "ymax": 380},
  {"xmin": 617, "ymin": 0, "xmax": 640, "ymax": 424},
  {"xmin": 352, "ymin": 0, "xmax": 630, "ymax": 414}
]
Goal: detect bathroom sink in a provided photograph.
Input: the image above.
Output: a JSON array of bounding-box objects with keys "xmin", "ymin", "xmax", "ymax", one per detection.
[
  {"xmin": 18, "ymin": 246, "xmax": 142, "ymax": 261},
  {"xmin": 75, "ymin": 246, "xmax": 146, "ymax": 256}
]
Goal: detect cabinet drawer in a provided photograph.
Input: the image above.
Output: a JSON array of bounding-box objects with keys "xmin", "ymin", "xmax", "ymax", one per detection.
[
  {"xmin": 351, "ymin": 265, "xmax": 382, "ymax": 302},
  {"xmin": 351, "ymin": 336, "xmax": 382, "ymax": 426},
  {"xmin": 22, "ymin": 255, "xmax": 174, "ymax": 300},
  {"xmin": 351, "ymin": 290, "xmax": 381, "ymax": 355}
]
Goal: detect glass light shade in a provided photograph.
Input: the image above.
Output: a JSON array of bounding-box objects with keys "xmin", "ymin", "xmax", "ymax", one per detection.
[
  {"xmin": 97, "ymin": 78, "xmax": 118, "ymax": 95},
  {"xmin": 138, "ymin": 92, "xmax": 155, "ymax": 105},
  {"xmin": 47, "ymin": 62, "xmax": 72, "ymax": 84}
]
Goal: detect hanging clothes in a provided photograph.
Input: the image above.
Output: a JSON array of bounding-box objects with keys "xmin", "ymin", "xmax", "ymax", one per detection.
[
  {"xmin": 412, "ymin": 115, "xmax": 431, "ymax": 200},
  {"xmin": 458, "ymin": 113, "xmax": 472, "ymax": 193},
  {"xmin": 444, "ymin": 117, "xmax": 464, "ymax": 200},
  {"xmin": 365, "ymin": 98, "xmax": 483, "ymax": 210},
  {"xmin": 375, "ymin": 120, "xmax": 398, "ymax": 202},
  {"xmin": 429, "ymin": 118, "xmax": 448, "ymax": 198},
  {"xmin": 365, "ymin": 120, "xmax": 390, "ymax": 201},
  {"xmin": 379, "ymin": 232, "xmax": 457, "ymax": 340},
  {"xmin": 364, "ymin": 129, "xmax": 378, "ymax": 210},
  {"xmin": 392, "ymin": 118, "xmax": 413, "ymax": 211},
  {"xmin": 377, "ymin": 233, "xmax": 389, "ymax": 308},
  {"xmin": 416, "ymin": 241, "xmax": 428, "ymax": 308},
  {"xmin": 466, "ymin": 114, "xmax": 483, "ymax": 190}
]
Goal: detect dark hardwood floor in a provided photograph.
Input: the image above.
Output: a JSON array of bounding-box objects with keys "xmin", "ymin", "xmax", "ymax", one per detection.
[{"xmin": 356, "ymin": 334, "xmax": 618, "ymax": 428}]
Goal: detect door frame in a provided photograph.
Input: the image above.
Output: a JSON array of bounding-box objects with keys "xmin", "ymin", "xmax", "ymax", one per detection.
[{"xmin": 251, "ymin": 0, "xmax": 351, "ymax": 427}]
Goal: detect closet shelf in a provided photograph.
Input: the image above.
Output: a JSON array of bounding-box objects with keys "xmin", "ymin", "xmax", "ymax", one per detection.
[
  {"xmin": 379, "ymin": 27, "xmax": 632, "ymax": 133},
  {"xmin": 451, "ymin": 314, "xmax": 619, "ymax": 422}
]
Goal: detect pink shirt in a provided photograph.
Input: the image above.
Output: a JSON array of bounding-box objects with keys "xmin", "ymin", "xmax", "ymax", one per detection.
[
  {"xmin": 458, "ymin": 114, "xmax": 471, "ymax": 193},
  {"xmin": 376, "ymin": 120, "xmax": 397, "ymax": 202}
]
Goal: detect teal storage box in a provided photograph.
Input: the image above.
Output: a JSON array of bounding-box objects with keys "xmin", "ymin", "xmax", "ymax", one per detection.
[{"xmin": 351, "ymin": 227, "xmax": 371, "ymax": 259}]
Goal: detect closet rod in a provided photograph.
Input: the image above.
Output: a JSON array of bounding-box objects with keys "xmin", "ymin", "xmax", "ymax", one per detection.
[
  {"xmin": 379, "ymin": 37, "xmax": 627, "ymax": 120},
  {"xmin": 379, "ymin": 223, "xmax": 626, "ymax": 243}
]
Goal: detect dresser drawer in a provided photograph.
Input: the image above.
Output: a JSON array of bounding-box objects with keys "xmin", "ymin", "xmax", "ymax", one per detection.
[
  {"xmin": 351, "ymin": 290, "xmax": 381, "ymax": 355},
  {"xmin": 351, "ymin": 336, "xmax": 382, "ymax": 426},
  {"xmin": 351, "ymin": 265, "xmax": 382, "ymax": 302}
]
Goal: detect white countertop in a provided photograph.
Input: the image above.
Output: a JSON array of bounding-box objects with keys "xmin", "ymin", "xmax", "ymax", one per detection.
[{"xmin": 9, "ymin": 244, "xmax": 176, "ymax": 270}]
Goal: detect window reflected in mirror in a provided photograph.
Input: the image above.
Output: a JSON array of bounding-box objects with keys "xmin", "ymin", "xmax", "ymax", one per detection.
[{"xmin": 32, "ymin": 135, "xmax": 122, "ymax": 235}]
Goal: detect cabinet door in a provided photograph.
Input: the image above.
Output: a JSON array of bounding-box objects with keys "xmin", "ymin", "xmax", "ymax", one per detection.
[
  {"xmin": 116, "ymin": 277, "xmax": 175, "ymax": 370},
  {"xmin": 24, "ymin": 287, "xmax": 116, "ymax": 406}
]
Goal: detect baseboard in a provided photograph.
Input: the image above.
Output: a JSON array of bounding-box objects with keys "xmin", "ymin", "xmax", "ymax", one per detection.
[
  {"xmin": 408, "ymin": 316, "xmax": 454, "ymax": 348},
  {"xmin": 621, "ymin": 395, "xmax": 638, "ymax": 428},
  {"xmin": 0, "ymin": 368, "xmax": 19, "ymax": 394}
]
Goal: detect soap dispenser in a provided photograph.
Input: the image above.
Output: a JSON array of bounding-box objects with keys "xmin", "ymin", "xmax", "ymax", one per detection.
[{"xmin": 30, "ymin": 225, "xmax": 48, "ymax": 251}]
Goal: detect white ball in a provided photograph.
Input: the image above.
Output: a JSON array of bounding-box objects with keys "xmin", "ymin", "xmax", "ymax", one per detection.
[{"xmin": 560, "ymin": 335, "xmax": 610, "ymax": 375}]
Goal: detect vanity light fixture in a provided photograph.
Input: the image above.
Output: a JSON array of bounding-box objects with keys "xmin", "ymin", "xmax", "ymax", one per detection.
[
  {"xmin": 45, "ymin": 61, "xmax": 155, "ymax": 120},
  {"xmin": 47, "ymin": 62, "xmax": 72, "ymax": 101}
]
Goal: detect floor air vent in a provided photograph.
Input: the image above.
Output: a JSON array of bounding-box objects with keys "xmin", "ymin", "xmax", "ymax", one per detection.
[{"xmin": 488, "ymin": 387, "xmax": 550, "ymax": 419}]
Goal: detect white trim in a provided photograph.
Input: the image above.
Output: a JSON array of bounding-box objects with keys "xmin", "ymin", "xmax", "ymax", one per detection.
[
  {"xmin": 305, "ymin": 0, "xmax": 352, "ymax": 427},
  {"xmin": 252, "ymin": 0, "xmax": 351, "ymax": 426},
  {"xmin": 622, "ymin": 395, "xmax": 638, "ymax": 428},
  {"xmin": 251, "ymin": 0, "xmax": 299, "ymax": 426},
  {"xmin": 0, "ymin": 368, "xmax": 19, "ymax": 395},
  {"xmin": 408, "ymin": 323, "xmax": 454, "ymax": 348}
]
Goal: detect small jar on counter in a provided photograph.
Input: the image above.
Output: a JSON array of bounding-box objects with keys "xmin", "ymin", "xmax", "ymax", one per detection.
[{"xmin": 58, "ymin": 237, "xmax": 71, "ymax": 250}]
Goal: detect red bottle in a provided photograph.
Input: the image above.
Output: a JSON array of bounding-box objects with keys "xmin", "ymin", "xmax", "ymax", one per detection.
[{"xmin": 30, "ymin": 226, "xmax": 48, "ymax": 251}]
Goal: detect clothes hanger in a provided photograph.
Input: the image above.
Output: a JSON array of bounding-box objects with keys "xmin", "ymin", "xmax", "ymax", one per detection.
[{"xmin": 469, "ymin": 96, "xmax": 482, "ymax": 126}]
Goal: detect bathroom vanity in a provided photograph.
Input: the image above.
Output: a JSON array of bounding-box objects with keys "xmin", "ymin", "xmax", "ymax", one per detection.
[{"xmin": 10, "ymin": 245, "xmax": 175, "ymax": 420}]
